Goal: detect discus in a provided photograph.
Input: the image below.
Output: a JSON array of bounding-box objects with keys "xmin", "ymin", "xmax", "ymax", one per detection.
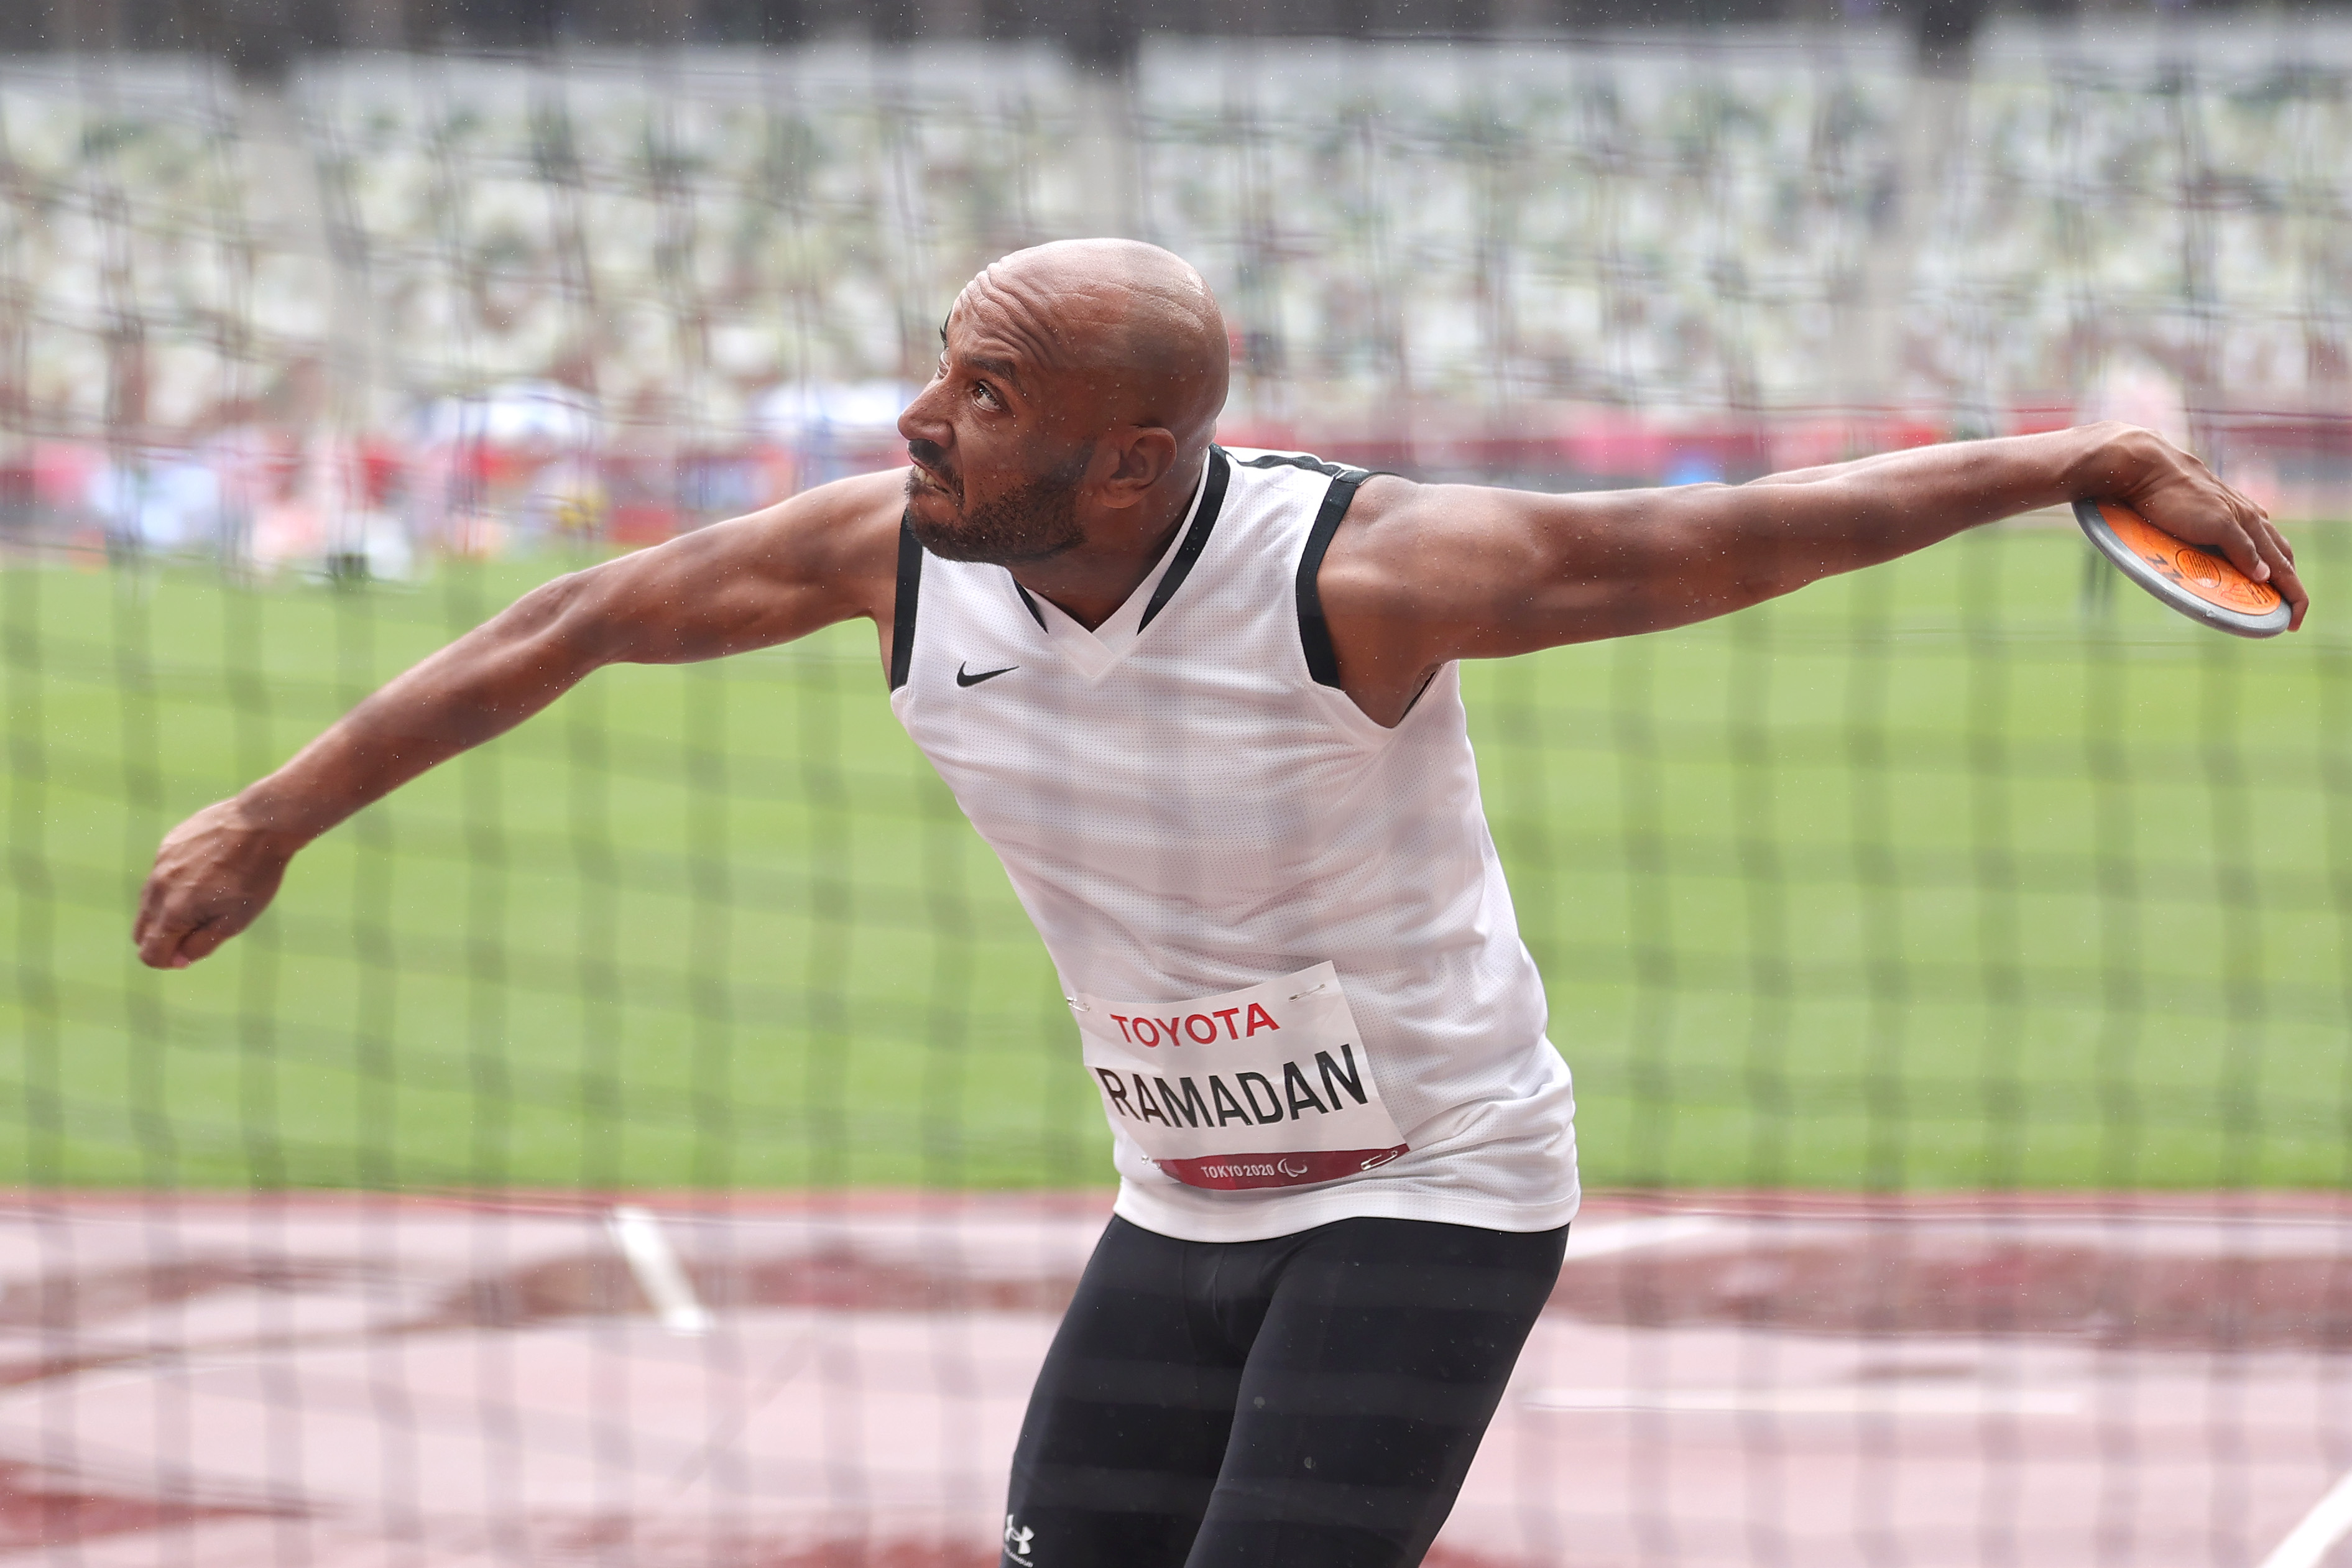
[{"xmin": 2072, "ymin": 499, "xmax": 2291, "ymax": 639}]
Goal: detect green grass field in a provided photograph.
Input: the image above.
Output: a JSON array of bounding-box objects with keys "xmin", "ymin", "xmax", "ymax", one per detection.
[{"xmin": 5, "ymin": 517, "xmax": 2347, "ymax": 1192}]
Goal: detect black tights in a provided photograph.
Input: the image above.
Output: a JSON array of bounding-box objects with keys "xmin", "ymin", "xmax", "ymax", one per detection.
[{"xmin": 1001, "ymin": 1213, "xmax": 1567, "ymax": 1568}]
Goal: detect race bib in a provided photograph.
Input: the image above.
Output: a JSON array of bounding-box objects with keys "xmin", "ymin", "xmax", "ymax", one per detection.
[{"xmin": 1071, "ymin": 962, "xmax": 1409, "ymax": 1191}]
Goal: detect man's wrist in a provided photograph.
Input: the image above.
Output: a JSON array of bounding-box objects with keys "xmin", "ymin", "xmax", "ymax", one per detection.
[
  {"xmin": 2054, "ymin": 420, "xmax": 2152, "ymax": 505},
  {"xmin": 226, "ymin": 783, "xmax": 331, "ymax": 851}
]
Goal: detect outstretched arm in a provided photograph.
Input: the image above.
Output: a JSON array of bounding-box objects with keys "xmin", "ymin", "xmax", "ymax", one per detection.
[
  {"xmin": 134, "ymin": 470, "xmax": 906, "ymax": 969},
  {"xmin": 1317, "ymin": 422, "xmax": 2306, "ymax": 726}
]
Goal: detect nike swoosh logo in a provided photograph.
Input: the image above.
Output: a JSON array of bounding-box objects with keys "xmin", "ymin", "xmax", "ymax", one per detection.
[{"xmin": 956, "ymin": 662, "xmax": 1018, "ymax": 688}]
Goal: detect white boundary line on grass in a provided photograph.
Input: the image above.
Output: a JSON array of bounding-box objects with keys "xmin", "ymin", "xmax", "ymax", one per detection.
[
  {"xmin": 608, "ymin": 1205, "xmax": 713, "ymax": 1337},
  {"xmin": 2258, "ymin": 1470, "xmax": 2352, "ymax": 1568}
]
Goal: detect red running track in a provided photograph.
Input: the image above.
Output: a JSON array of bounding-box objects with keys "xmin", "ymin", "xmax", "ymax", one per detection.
[{"xmin": 2, "ymin": 1190, "xmax": 2350, "ymax": 1567}]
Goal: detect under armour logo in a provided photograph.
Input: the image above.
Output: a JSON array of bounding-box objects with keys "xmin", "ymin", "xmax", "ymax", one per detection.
[{"xmin": 1003, "ymin": 1513, "xmax": 1036, "ymax": 1566}]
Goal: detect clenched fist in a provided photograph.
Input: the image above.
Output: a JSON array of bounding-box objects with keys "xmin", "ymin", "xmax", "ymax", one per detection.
[{"xmin": 133, "ymin": 801, "xmax": 307, "ymax": 969}]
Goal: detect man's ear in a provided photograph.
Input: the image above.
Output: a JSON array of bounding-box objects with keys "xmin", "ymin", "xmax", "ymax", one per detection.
[{"xmin": 1095, "ymin": 427, "xmax": 1179, "ymax": 509}]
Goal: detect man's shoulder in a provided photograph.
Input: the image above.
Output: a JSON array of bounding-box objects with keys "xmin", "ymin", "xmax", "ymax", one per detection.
[
  {"xmin": 782, "ymin": 466, "xmax": 910, "ymax": 530},
  {"xmin": 730, "ymin": 467, "xmax": 907, "ymax": 568},
  {"xmin": 635, "ymin": 467, "xmax": 907, "ymax": 633},
  {"xmin": 1332, "ymin": 471, "xmax": 1423, "ymax": 527},
  {"xmin": 1310, "ymin": 471, "xmax": 1474, "ymax": 635}
]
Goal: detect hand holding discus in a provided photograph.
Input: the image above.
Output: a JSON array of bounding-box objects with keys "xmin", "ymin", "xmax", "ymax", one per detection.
[
  {"xmin": 2076, "ymin": 500, "xmax": 2294, "ymax": 637},
  {"xmin": 2068, "ymin": 430, "xmax": 2307, "ymax": 635}
]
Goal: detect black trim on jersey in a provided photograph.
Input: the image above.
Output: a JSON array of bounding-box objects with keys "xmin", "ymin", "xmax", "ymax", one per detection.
[
  {"xmin": 1236, "ymin": 450, "xmax": 1375, "ymax": 484},
  {"xmin": 993, "ymin": 448, "xmax": 1233, "ymax": 637},
  {"xmin": 1137, "ymin": 447, "xmax": 1232, "ymax": 634},
  {"xmin": 888, "ymin": 517, "xmax": 923, "ymax": 691},
  {"xmin": 1294, "ymin": 471, "xmax": 1365, "ymax": 689}
]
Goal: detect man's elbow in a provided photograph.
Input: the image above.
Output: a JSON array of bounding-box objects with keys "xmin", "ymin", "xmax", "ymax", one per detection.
[{"xmin": 497, "ymin": 568, "xmax": 619, "ymax": 668}]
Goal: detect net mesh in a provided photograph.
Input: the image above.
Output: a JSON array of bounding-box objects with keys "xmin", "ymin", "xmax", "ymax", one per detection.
[{"xmin": 3, "ymin": 22, "xmax": 2351, "ymax": 1568}]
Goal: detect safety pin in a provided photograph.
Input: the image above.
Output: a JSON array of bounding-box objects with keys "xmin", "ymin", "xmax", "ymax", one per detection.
[
  {"xmin": 1064, "ymin": 997, "xmax": 1092, "ymax": 1012},
  {"xmin": 1288, "ymin": 981, "xmax": 1328, "ymax": 1001}
]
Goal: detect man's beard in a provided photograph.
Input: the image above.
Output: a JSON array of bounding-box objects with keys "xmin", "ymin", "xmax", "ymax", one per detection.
[{"xmin": 905, "ymin": 449, "xmax": 1089, "ymax": 566}]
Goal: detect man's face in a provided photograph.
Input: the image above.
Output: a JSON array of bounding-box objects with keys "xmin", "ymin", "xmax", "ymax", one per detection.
[{"xmin": 896, "ymin": 297, "xmax": 1095, "ymax": 566}]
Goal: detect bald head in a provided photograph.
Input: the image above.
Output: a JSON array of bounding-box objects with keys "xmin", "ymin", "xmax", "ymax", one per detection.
[
  {"xmin": 955, "ymin": 239, "xmax": 1230, "ymax": 450},
  {"xmin": 897, "ymin": 239, "xmax": 1234, "ymax": 576}
]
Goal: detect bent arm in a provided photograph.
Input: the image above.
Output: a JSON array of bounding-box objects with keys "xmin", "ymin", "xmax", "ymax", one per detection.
[
  {"xmin": 134, "ymin": 471, "xmax": 905, "ymax": 969},
  {"xmin": 1321, "ymin": 422, "xmax": 2304, "ymax": 723}
]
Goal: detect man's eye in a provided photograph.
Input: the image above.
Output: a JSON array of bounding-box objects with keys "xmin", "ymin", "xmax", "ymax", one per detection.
[{"xmin": 972, "ymin": 382, "xmax": 1000, "ymax": 408}]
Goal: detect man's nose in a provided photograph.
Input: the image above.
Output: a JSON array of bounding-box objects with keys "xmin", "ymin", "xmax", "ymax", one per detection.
[{"xmin": 898, "ymin": 380, "xmax": 951, "ymax": 447}]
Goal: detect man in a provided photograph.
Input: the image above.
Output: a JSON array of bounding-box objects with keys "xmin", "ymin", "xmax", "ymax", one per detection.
[{"xmin": 135, "ymin": 239, "xmax": 2304, "ymax": 1568}]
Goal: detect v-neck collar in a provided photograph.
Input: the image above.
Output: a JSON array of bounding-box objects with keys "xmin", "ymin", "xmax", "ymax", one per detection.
[{"xmin": 1008, "ymin": 448, "xmax": 1231, "ymax": 683}]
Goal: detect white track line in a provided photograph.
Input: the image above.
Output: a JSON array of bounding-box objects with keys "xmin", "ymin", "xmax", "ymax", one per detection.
[
  {"xmin": 607, "ymin": 1205, "xmax": 713, "ymax": 1337},
  {"xmin": 1559, "ymin": 1215, "xmax": 1727, "ymax": 1260},
  {"xmin": 2258, "ymin": 1470, "xmax": 2352, "ymax": 1568},
  {"xmin": 1524, "ymin": 1385, "xmax": 2082, "ymax": 1417}
]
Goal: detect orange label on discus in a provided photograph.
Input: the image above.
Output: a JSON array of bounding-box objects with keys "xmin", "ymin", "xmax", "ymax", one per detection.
[{"xmin": 2098, "ymin": 504, "xmax": 2282, "ymax": 613}]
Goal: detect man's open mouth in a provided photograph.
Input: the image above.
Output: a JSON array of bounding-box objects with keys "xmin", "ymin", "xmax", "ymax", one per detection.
[{"xmin": 908, "ymin": 459, "xmax": 959, "ymax": 499}]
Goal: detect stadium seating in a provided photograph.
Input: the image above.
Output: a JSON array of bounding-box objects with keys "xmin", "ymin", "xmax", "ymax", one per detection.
[{"xmin": 3, "ymin": 24, "xmax": 2347, "ymax": 560}]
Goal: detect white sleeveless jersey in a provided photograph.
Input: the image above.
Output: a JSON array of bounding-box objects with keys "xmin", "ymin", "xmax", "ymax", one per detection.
[{"xmin": 887, "ymin": 447, "xmax": 1579, "ymax": 1243}]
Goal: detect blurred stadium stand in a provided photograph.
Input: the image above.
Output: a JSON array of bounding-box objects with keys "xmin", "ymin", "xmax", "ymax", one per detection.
[
  {"xmin": 6, "ymin": 0, "xmax": 2350, "ymax": 569},
  {"xmin": 0, "ymin": 0, "xmax": 2263, "ymax": 71}
]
